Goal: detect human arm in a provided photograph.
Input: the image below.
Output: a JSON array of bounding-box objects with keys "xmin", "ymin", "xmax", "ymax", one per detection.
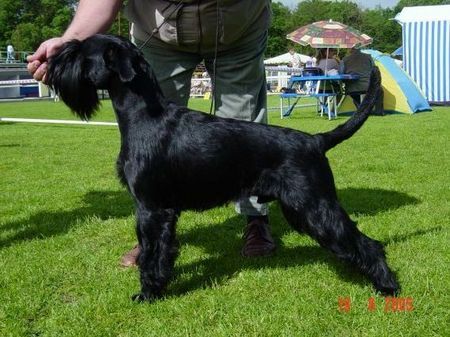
[{"xmin": 27, "ymin": 0, "xmax": 123, "ymax": 81}]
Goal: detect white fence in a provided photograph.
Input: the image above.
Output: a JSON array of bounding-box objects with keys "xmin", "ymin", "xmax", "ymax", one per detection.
[
  {"xmin": 266, "ymin": 66, "xmax": 298, "ymax": 92},
  {"xmin": 0, "ymin": 78, "xmax": 47, "ymax": 99},
  {"xmin": 189, "ymin": 67, "xmax": 300, "ymax": 97},
  {"xmin": 0, "ymin": 67, "xmax": 297, "ymax": 100}
]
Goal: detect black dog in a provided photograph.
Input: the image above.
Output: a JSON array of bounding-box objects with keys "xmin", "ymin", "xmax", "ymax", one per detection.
[{"xmin": 47, "ymin": 34, "xmax": 399, "ymax": 301}]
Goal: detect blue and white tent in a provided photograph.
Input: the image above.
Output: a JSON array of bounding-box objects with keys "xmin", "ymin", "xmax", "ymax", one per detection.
[
  {"xmin": 395, "ymin": 5, "xmax": 450, "ymax": 105},
  {"xmin": 340, "ymin": 50, "xmax": 431, "ymax": 114},
  {"xmin": 391, "ymin": 46, "xmax": 403, "ymax": 57}
]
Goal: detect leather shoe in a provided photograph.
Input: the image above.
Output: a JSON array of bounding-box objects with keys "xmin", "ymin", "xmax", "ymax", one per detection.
[
  {"xmin": 241, "ymin": 217, "xmax": 276, "ymax": 257},
  {"xmin": 120, "ymin": 244, "xmax": 141, "ymax": 267}
]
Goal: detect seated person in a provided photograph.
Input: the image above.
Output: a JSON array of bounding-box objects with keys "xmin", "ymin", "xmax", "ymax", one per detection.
[
  {"xmin": 340, "ymin": 48, "xmax": 374, "ymax": 107},
  {"xmin": 316, "ymin": 48, "xmax": 340, "ymax": 75},
  {"xmin": 315, "ymin": 49, "xmax": 341, "ymax": 109}
]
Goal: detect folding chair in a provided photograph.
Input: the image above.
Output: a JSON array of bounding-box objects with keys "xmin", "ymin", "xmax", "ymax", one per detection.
[{"xmin": 314, "ymin": 92, "xmax": 338, "ymax": 120}]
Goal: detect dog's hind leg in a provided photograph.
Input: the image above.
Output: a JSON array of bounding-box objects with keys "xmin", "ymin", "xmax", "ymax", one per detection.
[
  {"xmin": 132, "ymin": 206, "xmax": 179, "ymax": 302},
  {"xmin": 281, "ymin": 199, "xmax": 400, "ymax": 295}
]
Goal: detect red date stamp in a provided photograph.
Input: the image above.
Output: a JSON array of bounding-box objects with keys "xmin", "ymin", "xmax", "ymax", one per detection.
[
  {"xmin": 383, "ymin": 296, "xmax": 414, "ymax": 312},
  {"xmin": 338, "ymin": 296, "xmax": 414, "ymax": 313},
  {"xmin": 338, "ymin": 296, "xmax": 352, "ymax": 312}
]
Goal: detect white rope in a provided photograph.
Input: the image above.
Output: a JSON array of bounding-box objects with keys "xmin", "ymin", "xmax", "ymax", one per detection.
[{"xmin": 0, "ymin": 117, "xmax": 117, "ymax": 126}]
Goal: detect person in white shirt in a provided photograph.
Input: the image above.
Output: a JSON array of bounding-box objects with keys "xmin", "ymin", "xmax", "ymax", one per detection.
[
  {"xmin": 316, "ymin": 48, "xmax": 340, "ymax": 75},
  {"xmin": 6, "ymin": 45, "xmax": 14, "ymax": 63},
  {"xmin": 288, "ymin": 48, "xmax": 302, "ymax": 69}
]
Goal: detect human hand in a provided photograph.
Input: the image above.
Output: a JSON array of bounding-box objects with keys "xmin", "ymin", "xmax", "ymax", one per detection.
[{"xmin": 26, "ymin": 37, "xmax": 67, "ymax": 82}]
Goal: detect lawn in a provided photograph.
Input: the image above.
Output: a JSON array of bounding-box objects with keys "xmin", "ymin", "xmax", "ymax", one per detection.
[{"xmin": 1, "ymin": 97, "xmax": 449, "ymax": 337}]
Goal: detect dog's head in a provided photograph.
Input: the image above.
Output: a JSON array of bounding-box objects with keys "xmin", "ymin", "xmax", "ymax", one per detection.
[{"xmin": 47, "ymin": 35, "xmax": 145, "ymax": 120}]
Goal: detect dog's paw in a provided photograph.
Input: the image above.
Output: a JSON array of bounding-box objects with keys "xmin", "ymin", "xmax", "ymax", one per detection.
[
  {"xmin": 131, "ymin": 292, "xmax": 155, "ymax": 303},
  {"xmin": 131, "ymin": 290, "xmax": 162, "ymax": 303},
  {"xmin": 374, "ymin": 279, "xmax": 401, "ymax": 297}
]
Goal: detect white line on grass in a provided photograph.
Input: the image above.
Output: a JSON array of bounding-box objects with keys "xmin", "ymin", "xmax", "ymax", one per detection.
[{"xmin": 0, "ymin": 117, "xmax": 117, "ymax": 126}]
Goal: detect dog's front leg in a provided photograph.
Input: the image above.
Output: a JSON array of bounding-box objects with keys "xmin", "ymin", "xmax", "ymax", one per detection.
[{"xmin": 132, "ymin": 206, "xmax": 179, "ymax": 302}]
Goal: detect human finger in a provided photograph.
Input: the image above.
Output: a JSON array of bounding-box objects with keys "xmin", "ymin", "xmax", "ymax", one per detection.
[
  {"xmin": 27, "ymin": 60, "xmax": 41, "ymax": 75},
  {"xmin": 32, "ymin": 62, "xmax": 48, "ymax": 82}
]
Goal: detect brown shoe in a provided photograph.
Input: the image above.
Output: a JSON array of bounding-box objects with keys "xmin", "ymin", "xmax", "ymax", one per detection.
[
  {"xmin": 241, "ymin": 217, "xmax": 276, "ymax": 257},
  {"xmin": 120, "ymin": 244, "xmax": 141, "ymax": 267}
]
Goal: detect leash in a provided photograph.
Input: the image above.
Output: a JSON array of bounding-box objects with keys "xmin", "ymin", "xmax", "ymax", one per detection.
[
  {"xmin": 208, "ymin": 1, "xmax": 219, "ymax": 115},
  {"xmin": 137, "ymin": 0, "xmax": 184, "ymax": 51}
]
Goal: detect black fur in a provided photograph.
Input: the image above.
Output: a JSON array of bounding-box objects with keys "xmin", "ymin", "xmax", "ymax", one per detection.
[{"xmin": 47, "ymin": 34, "xmax": 400, "ymax": 301}]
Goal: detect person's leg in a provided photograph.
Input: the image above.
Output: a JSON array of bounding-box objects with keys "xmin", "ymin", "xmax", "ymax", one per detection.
[
  {"xmin": 136, "ymin": 38, "xmax": 202, "ymax": 106},
  {"xmin": 204, "ymin": 33, "xmax": 268, "ymax": 123},
  {"xmin": 204, "ymin": 30, "xmax": 275, "ymax": 257},
  {"xmin": 373, "ymin": 89, "xmax": 385, "ymax": 115},
  {"xmin": 350, "ymin": 92, "xmax": 363, "ymax": 109}
]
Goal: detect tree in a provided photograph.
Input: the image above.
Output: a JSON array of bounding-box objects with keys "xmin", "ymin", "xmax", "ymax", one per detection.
[
  {"xmin": 394, "ymin": 0, "xmax": 450, "ymax": 13},
  {"xmin": 0, "ymin": 0, "xmax": 132, "ymax": 52},
  {"xmin": 360, "ymin": 8, "xmax": 401, "ymax": 53},
  {"xmin": 109, "ymin": 11, "xmax": 131, "ymax": 38},
  {"xmin": 267, "ymin": 2, "xmax": 293, "ymax": 57},
  {"xmin": 290, "ymin": 0, "xmax": 362, "ymax": 27},
  {"xmin": 0, "ymin": 0, "xmax": 22, "ymax": 46},
  {"xmin": 0, "ymin": 0, "xmax": 76, "ymax": 51},
  {"xmin": 10, "ymin": 23, "xmax": 41, "ymax": 52},
  {"xmin": 4, "ymin": 0, "xmax": 445, "ymax": 57}
]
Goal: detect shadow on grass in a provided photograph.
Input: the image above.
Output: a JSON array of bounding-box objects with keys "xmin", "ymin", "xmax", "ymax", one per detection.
[
  {"xmin": 385, "ymin": 226, "xmax": 445, "ymax": 246},
  {"xmin": 1, "ymin": 186, "xmax": 419, "ymax": 249},
  {"xmin": 338, "ymin": 187, "xmax": 420, "ymax": 216},
  {"xmin": 0, "ymin": 186, "xmax": 432, "ymax": 296},
  {"xmin": 171, "ymin": 205, "xmax": 441, "ymax": 298},
  {"xmin": 0, "ymin": 190, "xmax": 134, "ymax": 249},
  {"xmin": 0, "ymin": 143, "xmax": 22, "ymax": 148},
  {"xmin": 170, "ymin": 187, "xmax": 422, "ymax": 297}
]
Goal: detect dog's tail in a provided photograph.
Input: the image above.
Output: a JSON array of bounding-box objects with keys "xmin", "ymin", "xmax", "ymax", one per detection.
[{"xmin": 315, "ymin": 66, "xmax": 382, "ymax": 152}]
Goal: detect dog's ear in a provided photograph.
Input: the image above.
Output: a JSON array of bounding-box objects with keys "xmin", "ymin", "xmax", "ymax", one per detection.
[{"xmin": 103, "ymin": 43, "xmax": 136, "ymax": 82}]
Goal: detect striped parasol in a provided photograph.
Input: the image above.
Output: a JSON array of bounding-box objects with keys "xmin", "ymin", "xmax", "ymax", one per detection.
[{"xmin": 287, "ymin": 20, "xmax": 372, "ymax": 49}]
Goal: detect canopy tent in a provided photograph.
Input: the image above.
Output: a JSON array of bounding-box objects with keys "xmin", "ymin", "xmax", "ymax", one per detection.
[
  {"xmin": 339, "ymin": 50, "xmax": 431, "ymax": 114},
  {"xmin": 264, "ymin": 52, "xmax": 312, "ymax": 65},
  {"xmin": 391, "ymin": 46, "xmax": 403, "ymax": 57},
  {"xmin": 395, "ymin": 5, "xmax": 450, "ymax": 105}
]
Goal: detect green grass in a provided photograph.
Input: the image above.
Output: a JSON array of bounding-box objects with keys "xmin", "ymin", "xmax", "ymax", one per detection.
[{"xmin": 1, "ymin": 97, "xmax": 449, "ymax": 336}]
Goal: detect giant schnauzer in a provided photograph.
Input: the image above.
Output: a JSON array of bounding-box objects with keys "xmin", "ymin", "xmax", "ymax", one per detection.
[{"xmin": 47, "ymin": 34, "xmax": 399, "ymax": 302}]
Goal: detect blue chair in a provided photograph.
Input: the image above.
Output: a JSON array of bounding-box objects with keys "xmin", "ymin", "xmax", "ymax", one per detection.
[
  {"xmin": 305, "ymin": 68, "xmax": 339, "ymax": 120},
  {"xmin": 280, "ymin": 68, "xmax": 324, "ymax": 118},
  {"xmin": 302, "ymin": 67, "xmax": 338, "ymax": 119},
  {"xmin": 300, "ymin": 67, "xmax": 323, "ymax": 95}
]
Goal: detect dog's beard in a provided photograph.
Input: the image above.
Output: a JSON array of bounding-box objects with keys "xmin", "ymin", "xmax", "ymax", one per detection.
[{"xmin": 47, "ymin": 41, "xmax": 100, "ymax": 120}]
